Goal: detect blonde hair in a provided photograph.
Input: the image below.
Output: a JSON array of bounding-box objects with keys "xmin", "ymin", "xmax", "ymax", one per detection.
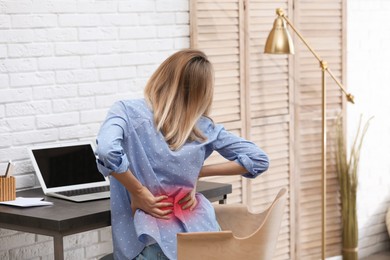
[{"xmin": 144, "ymin": 49, "xmax": 214, "ymax": 150}]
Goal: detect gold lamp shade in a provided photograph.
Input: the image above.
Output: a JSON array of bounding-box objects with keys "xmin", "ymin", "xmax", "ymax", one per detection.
[{"xmin": 264, "ymin": 17, "xmax": 295, "ymax": 54}]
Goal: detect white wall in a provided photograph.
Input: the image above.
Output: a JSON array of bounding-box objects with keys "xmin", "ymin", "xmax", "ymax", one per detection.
[
  {"xmin": 0, "ymin": 0, "xmax": 190, "ymax": 259},
  {"xmin": 347, "ymin": 0, "xmax": 390, "ymax": 258}
]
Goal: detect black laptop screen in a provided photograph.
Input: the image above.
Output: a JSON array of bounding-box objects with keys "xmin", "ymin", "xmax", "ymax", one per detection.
[{"xmin": 32, "ymin": 144, "xmax": 105, "ymax": 188}]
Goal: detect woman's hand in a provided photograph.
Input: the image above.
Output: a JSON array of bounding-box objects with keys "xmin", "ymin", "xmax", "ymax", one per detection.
[
  {"xmin": 130, "ymin": 186, "xmax": 173, "ymax": 219},
  {"xmin": 110, "ymin": 170, "xmax": 173, "ymax": 219},
  {"xmin": 179, "ymin": 187, "xmax": 198, "ymax": 211}
]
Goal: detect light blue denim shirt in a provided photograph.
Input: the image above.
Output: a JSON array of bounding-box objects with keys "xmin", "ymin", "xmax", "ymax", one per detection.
[{"xmin": 95, "ymin": 99, "xmax": 269, "ymax": 260}]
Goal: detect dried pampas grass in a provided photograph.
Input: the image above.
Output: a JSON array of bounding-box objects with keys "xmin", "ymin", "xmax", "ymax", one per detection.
[{"xmin": 336, "ymin": 114, "xmax": 372, "ymax": 260}]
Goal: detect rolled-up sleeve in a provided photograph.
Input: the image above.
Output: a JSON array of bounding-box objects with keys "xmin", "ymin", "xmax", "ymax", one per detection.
[
  {"xmin": 210, "ymin": 125, "xmax": 269, "ymax": 178},
  {"xmin": 95, "ymin": 102, "xmax": 130, "ymax": 177}
]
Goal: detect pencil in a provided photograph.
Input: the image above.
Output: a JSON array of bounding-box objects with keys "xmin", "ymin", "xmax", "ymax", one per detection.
[{"xmin": 4, "ymin": 160, "xmax": 13, "ymax": 178}]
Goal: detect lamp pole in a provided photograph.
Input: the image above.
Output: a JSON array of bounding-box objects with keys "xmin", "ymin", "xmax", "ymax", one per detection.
[
  {"xmin": 321, "ymin": 60, "xmax": 328, "ymax": 260},
  {"xmin": 265, "ymin": 8, "xmax": 355, "ymax": 260}
]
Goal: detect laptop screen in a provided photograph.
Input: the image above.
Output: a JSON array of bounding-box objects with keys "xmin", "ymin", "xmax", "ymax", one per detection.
[{"xmin": 31, "ymin": 144, "xmax": 105, "ymax": 189}]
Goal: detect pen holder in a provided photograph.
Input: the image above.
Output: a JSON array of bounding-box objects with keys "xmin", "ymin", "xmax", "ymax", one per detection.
[{"xmin": 0, "ymin": 176, "xmax": 16, "ymax": 201}]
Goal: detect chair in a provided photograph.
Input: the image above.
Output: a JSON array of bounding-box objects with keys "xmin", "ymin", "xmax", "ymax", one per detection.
[{"xmin": 177, "ymin": 187, "xmax": 287, "ymax": 260}]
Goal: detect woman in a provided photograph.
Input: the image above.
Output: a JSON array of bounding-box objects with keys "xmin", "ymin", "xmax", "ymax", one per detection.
[{"xmin": 96, "ymin": 49, "xmax": 269, "ymax": 260}]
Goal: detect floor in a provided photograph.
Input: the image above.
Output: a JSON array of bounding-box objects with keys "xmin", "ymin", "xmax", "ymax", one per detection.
[{"xmin": 361, "ymin": 250, "xmax": 390, "ymax": 260}]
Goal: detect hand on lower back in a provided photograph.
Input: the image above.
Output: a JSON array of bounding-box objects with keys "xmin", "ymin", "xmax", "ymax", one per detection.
[
  {"xmin": 130, "ymin": 186, "xmax": 173, "ymax": 219},
  {"xmin": 178, "ymin": 187, "xmax": 198, "ymax": 211}
]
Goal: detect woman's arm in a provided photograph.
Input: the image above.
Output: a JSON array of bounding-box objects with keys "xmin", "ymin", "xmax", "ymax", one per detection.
[
  {"xmin": 111, "ymin": 170, "xmax": 173, "ymax": 219},
  {"xmin": 178, "ymin": 162, "xmax": 246, "ymax": 211},
  {"xmin": 205, "ymin": 125, "xmax": 269, "ymax": 179},
  {"xmin": 96, "ymin": 102, "xmax": 173, "ymax": 219},
  {"xmin": 199, "ymin": 161, "xmax": 248, "ymax": 178}
]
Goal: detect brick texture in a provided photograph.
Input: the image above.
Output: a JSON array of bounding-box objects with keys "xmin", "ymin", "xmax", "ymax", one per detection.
[{"xmin": 0, "ymin": 0, "xmax": 189, "ymax": 259}]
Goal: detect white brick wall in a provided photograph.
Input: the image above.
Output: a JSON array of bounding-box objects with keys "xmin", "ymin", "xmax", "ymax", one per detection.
[
  {"xmin": 347, "ymin": 0, "xmax": 390, "ymax": 258},
  {"xmin": 0, "ymin": 0, "xmax": 189, "ymax": 259}
]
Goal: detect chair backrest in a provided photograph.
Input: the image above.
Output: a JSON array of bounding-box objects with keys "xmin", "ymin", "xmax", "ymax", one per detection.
[
  {"xmin": 177, "ymin": 187, "xmax": 287, "ymax": 260},
  {"xmin": 247, "ymin": 187, "xmax": 287, "ymax": 259}
]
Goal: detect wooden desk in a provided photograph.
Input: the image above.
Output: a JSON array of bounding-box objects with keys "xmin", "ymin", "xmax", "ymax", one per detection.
[{"xmin": 0, "ymin": 181, "xmax": 232, "ymax": 260}]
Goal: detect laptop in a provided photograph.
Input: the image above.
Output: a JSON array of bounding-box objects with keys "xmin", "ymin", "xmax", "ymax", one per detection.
[{"xmin": 28, "ymin": 142, "xmax": 110, "ymax": 202}]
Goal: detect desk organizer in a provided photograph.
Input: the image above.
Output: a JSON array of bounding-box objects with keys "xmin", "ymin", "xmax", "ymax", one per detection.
[{"xmin": 0, "ymin": 176, "xmax": 16, "ymax": 201}]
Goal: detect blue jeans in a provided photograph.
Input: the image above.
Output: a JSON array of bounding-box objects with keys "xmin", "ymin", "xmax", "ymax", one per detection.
[{"xmin": 134, "ymin": 243, "xmax": 169, "ymax": 260}]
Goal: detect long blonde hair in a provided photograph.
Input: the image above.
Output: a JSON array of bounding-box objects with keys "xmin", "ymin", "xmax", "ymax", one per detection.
[{"xmin": 144, "ymin": 49, "xmax": 214, "ymax": 150}]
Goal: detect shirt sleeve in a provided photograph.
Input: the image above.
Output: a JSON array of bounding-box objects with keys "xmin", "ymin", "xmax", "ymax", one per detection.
[
  {"xmin": 209, "ymin": 125, "xmax": 270, "ymax": 179},
  {"xmin": 95, "ymin": 101, "xmax": 130, "ymax": 177}
]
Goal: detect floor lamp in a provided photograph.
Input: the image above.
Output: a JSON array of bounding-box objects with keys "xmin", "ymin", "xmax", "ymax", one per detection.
[{"xmin": 264, "ymin": 8, "xmax": 355, "ymax": 260}]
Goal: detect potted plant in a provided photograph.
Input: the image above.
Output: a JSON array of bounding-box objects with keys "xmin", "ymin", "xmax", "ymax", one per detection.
[{"xmin": 335, "ymin": 114, "xmax": 373, "ymax": 260}]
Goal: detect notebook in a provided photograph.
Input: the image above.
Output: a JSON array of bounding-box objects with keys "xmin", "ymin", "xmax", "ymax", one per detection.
[{"xmin": 28, "ymin": 142, "xmax": 110, "ymax": 202}]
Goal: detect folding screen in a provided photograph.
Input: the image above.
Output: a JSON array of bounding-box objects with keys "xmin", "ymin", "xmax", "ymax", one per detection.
[{"xmin": 191, "ymin": 0, "xmax": 345, "ymax": 258}]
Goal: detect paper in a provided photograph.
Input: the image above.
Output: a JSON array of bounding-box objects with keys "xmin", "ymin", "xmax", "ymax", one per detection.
[{"xmin": 0, "ymin": 197, "xmax": 53, "ymax": 207}]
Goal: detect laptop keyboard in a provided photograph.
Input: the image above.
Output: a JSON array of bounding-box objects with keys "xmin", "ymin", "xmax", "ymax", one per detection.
[{"xmin": 57, "ymin": 186, "xmax": 110, "ymax": 197}]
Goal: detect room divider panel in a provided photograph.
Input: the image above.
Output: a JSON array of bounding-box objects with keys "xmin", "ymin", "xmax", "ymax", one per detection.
[{"xmin": 190, "ymin": 0, "xmax": 346, "ymax": 259}]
